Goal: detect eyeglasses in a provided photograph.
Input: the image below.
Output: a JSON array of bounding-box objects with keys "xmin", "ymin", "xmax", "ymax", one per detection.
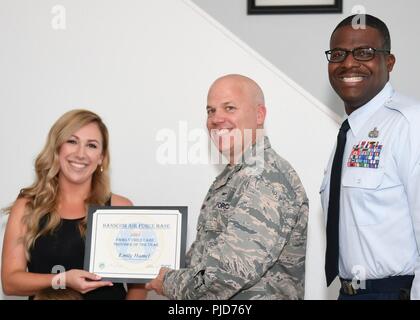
[{"xmin": 325, "ymin": 47, "xmax": 390, "ymax": 63}]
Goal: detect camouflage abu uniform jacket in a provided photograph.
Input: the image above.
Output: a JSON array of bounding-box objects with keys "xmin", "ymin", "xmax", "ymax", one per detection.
[{"xmin": 163, "ymin": 136, "xmax": 308, "ymax": 299}]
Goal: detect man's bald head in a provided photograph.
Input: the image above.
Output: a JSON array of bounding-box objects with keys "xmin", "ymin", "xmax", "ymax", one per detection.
[{"xmin": 208, "ymin": 74, "xmax": 265, "ymax": 108}]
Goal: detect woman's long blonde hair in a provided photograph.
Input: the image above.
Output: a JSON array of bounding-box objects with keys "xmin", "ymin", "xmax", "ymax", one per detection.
[{"xmin": 9, "ymin": 109, "xmax": 111, "ymax": 259}]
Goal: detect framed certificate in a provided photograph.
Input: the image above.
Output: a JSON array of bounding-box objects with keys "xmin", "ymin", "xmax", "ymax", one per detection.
[
  {"xmin": 248, "ymin": 0, "xmax": 342, "ymax": 14},
  {"xmin": 84, "ymin": 206, "xmax": 187, "ymax": 283}
]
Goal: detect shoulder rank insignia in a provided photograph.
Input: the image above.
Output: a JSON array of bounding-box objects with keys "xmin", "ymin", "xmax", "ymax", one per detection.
[{"xmin": 368, "ymin": 127, "xmax": 379, "ymax": 138}]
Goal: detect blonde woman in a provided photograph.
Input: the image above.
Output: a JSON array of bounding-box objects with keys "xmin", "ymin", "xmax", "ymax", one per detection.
[{"xmin": 1, "ymin": 109, "xmax": 146, "ymax": 299}]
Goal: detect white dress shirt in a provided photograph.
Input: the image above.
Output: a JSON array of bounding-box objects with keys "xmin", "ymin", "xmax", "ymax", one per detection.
[{"xmin": 320, "ymin": 83, "xmax": 420, "ymax": 299}]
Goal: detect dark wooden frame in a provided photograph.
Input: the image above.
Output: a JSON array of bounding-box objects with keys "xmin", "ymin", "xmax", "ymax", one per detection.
[{"xmin": 248, "ymin": 0, "xmax": 342, "ymax": 14}]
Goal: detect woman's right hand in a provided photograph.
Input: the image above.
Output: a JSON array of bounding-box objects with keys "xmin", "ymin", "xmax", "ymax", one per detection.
[{"xmin": 61, "ymin": 269, "xmax": 113, "ymax": 294}]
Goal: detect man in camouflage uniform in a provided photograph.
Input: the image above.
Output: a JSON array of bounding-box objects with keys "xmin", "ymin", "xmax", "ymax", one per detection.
[{"xmin": 146, "ymin": 74, "xmax": 308, "ymax": 299}]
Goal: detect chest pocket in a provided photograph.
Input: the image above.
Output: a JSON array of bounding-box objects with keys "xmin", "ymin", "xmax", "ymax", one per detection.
[
  {"xmin": 342, "ymin": 169, "xmax": 384, "ymax": 189},
  {"xmin": 341, "ymin": 169, "xmax": 399, "ymax": 226},
  {"xmin": 202, "ymin": 219, "xmax": 225, "ymax": 248}
]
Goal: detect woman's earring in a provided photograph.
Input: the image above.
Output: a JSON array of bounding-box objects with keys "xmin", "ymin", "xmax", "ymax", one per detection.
[{"xmin": 100, "ymin": 166, "xmax": 104, "ymax": 173}]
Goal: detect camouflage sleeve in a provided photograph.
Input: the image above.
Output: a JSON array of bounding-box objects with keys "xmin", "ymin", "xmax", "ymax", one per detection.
[
  {"xmin": 277, "ymin": 161, "xmax": 308, "ymax": 299},
  {"xmin": 184, "ymin": 224, "xmax": 205, "ymax": 267},
  {"xmin": 283, "ymin": 197, "xmax": 308, "ymax": 298},
  {"xmin": 162, "ymin": 175, "xmax": 305, "ymax": 300}
]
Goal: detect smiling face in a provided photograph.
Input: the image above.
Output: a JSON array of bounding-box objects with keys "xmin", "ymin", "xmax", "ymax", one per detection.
[
  {"xmin": 328, "ymin": 25, "xmax": 395, "ymax": 115},
  {"xmin": 206, "ymin": 75, "xmax": 266, "ymax": 160},
  {"xmin": 58, "ymin": 122, "xmax": 104, "ymax": 187}
]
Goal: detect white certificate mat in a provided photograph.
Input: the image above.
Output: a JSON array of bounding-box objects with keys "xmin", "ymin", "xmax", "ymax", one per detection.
[{"xmin": 84, "ymin": 206, "xmax": 187, "ymax": 283}]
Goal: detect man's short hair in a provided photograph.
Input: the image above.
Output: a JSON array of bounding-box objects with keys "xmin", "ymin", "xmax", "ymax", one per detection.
[{"xmin": 332, "ymin": 14, "xmax": 391, "ymax": 51}]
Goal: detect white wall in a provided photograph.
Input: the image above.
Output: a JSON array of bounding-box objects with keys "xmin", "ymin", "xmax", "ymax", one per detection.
[
  {"xmin": 192, "ymin": 0, "xmax": 420, "ymax": 117},
  {"xmin": 0, "ymin": 0, "xmax": 339, "ymax": 300}
]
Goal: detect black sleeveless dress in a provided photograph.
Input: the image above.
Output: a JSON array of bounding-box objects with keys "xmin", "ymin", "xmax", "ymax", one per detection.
[{"xmin": 27, "ymin": 200, "xmax": 126, "ymax": 300}]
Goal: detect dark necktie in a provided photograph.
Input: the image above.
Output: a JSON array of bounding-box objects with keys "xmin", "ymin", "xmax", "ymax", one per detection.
[{"xmin": 325, "ymin": 119, "xmax": 350, "ymax": 286}]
